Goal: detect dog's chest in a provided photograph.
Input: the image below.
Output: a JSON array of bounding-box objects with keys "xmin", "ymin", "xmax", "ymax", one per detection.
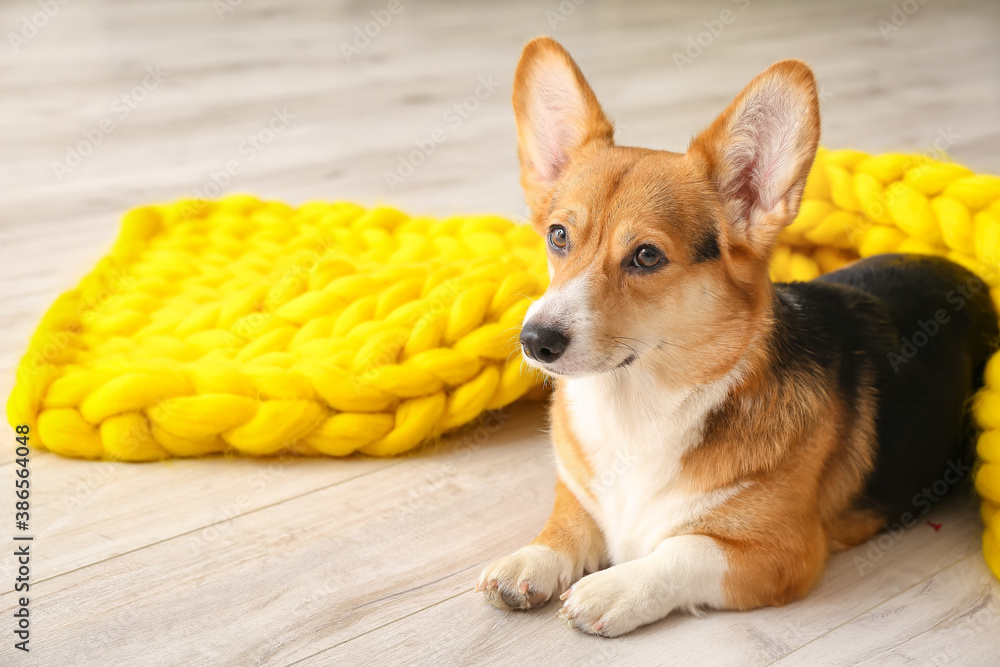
[{"xmin": 561, "ymin": 374, "xmax": 740, "ymax": 564}]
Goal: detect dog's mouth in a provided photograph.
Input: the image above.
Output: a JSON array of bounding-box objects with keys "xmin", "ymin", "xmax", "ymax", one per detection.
[{"xmin": 523, "ymin": 349, "xmax": 639, "ymax": 377}]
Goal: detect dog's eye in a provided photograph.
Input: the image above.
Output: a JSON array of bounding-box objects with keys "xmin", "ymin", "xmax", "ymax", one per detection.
[
  {"xmin": 548, "ymin": 225, "xmax": 568, "ymax": 250},
  {"xmin": 633, "ymin": 245, "xmax": 663, "ymax": 269}
]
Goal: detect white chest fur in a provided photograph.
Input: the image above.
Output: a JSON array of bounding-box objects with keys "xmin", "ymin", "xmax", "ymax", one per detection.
[{"xmin": 560, "ymin": 370, "xmax": 742, "ymax": 565}]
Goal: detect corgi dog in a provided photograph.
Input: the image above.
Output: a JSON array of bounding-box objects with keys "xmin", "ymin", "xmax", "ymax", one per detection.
[{"xmin": 475, "ymin": 37, "xmax": 999, "ymax": 637}]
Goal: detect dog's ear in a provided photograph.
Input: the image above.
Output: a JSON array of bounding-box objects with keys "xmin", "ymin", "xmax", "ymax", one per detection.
[
  {"xmin": 689, "ymin": 60, "xmax": 819, "ymax": 255},
  {"xmin": 513, "ymin": 37, "xmax": 614, "ymax": 222}
]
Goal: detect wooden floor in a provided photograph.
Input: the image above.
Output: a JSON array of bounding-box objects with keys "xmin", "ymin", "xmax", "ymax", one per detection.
[{"xmin": 2, "ymin": 0, "xmax": 1000, "ymax": 664}]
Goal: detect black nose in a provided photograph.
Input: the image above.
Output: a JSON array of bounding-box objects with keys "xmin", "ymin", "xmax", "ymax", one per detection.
[{"xmin": 520, "ymin": 324, "xmax": 570, "ymax": 363}]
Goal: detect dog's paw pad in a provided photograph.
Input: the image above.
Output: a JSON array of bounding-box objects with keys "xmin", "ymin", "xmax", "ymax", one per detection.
[
  {"xmin": 477, "ymin": 545, "xmax": 574, "ymax": 611},
  {"xmin": 557, "ymin": 570, "xmax": 641, "ymax": 638}
]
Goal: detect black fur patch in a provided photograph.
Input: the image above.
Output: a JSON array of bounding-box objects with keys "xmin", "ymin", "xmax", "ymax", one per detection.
[
  {"xmin": 615, "ymin": 353, "xmax": 638, "ymax": 369},
  {"xmin": 692, "ymin": 230, "xmax": 720, "ymax": 263},
  {"xmin": 814, "ymin": 255, "xmax": 998, "ymax": 519},
  {"xmin": 770, "ymin": 254, "xmax": 999, "ymax": 521}
]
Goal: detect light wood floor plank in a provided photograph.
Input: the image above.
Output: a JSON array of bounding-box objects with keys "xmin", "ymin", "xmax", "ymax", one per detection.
[
  {"xmin": 0, "ymin": 454, "xmax": 401, "ymax": 588},
  {"xmin": 0, "ymin": 404, "xmax": 554, "ymax": 665},
  {"xmin": 772, "ymin": 553, "xmax": 1000, "ymax": 666},
  {"xmin": 296, "ymin": 500, "xmax": 986, "ymax": 667}
]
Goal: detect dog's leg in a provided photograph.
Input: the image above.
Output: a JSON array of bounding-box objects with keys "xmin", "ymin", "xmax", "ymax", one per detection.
[
  {"xmin": 558, "ymin": 528, "xmax": 828, "ymax": 637},
  {"xmin": 478, "ymin": 480, "xmax": 604, "ymax": 610},
  {"xmin": 557, "ymin": 534, "xmax": 729, "ymax": 637}
]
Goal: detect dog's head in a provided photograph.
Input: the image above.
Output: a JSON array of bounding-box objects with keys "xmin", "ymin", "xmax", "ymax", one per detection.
[{"xmin": 514, "ymin": 37, "xmax": 820, "ymax": 385}]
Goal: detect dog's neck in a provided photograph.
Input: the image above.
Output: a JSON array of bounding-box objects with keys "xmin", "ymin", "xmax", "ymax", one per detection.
[{"xmin": 558, "ymin": 355, "xmax": 746, "ymax": 450}]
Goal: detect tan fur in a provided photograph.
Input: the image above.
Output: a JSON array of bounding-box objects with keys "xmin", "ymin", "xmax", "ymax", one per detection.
[
  {"xmin": 530, "ymin": 479, "xmax": 604, "ymax": 561},
  {"xmin": 681, "ymin": 345, "xmax": 882, "ymax": 607},
  {"xmin": 550, "ymin": 392, "xmax": 595, "ymax": 498}
]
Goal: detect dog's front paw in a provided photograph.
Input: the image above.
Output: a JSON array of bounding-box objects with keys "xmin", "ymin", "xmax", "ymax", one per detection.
[
  {"xmin": 477, "ymin": 544, "xmax": 574, "ymax": 611},
  {"xmin": 557, "ymin": 566, "xmax": 651, "ymax": 638}
]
